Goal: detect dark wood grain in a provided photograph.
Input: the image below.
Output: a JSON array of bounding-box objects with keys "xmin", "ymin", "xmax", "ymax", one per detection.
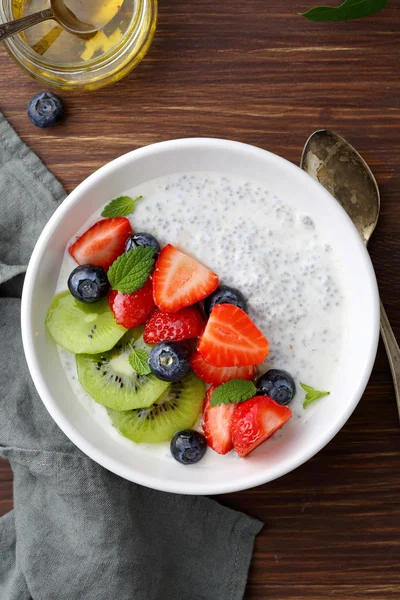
[
  {"xmin": 1, "ymin": 1, "xmax": 400, "ymax": 598},
  {"xmin": 0, "ymin": 459, "xmax": 13, "ymax": 517}
]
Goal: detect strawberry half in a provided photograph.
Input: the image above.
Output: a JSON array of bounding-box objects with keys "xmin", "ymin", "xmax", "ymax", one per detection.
[
  {"xmin": 191, "ymin": 351, "xmax": 255, "ymax": 385},
  {"xmin": 69, "ymin": 217, "xmax": 132, "ymax": 271},
  {"xmin": 153, "ymin": 244, "xmax": 218, "ymax": 312},
  {"xmin": 198, "ymin": 304, "xmax": 269, "ymax": 367},
  {"xmin": 202, "ymin": 386, "xmax": 235, "ymax": 455},
  {"xmin": 231, "ymin": 396, "xmax": 292, "ymax": 458},
  {"xmin": 108, "ymin": 278, "xmax": 155, "ymax": 329},
  {"xmin": 144, "ymin": 307, "xmax": 204, "ymax": 344}
]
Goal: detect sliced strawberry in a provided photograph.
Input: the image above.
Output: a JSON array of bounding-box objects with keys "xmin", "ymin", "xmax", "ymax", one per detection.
[
  {"xmin": 144, "ymin": 307, "xmax": 205, "ymax": 344},
  {"xmin": 153, "ymin": 244, "xmax": 218, "ymax": 312},
  {"xmin": 108, "ymin": 278, "xmax": 155, "ymax": 329},
  {"xmin": 69, "ymin": 217, "xmax": 132, "ymax": 271},
  {"xmin": 231, "ymin": 396, "xmax": 292, "ymax": 458},
  {"xmin": 191, "ymin": 351, "xmax": 256, "ymax": 385},
  {"xmin": 202, "ymin": 386, "xmax": 235, "ymax": 455},
  {"xmin": 198, "ymin": 304, "xmax": 269, "ymax": 367}
]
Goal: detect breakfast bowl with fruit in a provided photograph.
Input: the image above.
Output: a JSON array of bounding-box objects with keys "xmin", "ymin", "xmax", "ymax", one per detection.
[{"xmin": 21, "ymin": 138, "xmax": 380, "ymax": 495}]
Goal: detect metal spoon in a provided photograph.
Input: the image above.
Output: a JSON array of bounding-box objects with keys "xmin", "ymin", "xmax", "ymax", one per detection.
[
  {"xmin": 0, "ymin": 0, "xmax": 97, "ymax": 42},
  {"xmin": 301, "ymin": 129, "xmax": 400, "ymax": 418}
]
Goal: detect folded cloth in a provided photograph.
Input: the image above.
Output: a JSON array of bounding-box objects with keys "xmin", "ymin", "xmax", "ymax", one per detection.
[{"xmin": 0, "ymin": 113, "xmax": 262, "ymax": 600}]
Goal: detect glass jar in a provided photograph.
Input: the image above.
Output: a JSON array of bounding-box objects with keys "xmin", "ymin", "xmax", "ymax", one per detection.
[{"xmin": 0, "ymin": 0, "xmax": 157, "ymax": 91}]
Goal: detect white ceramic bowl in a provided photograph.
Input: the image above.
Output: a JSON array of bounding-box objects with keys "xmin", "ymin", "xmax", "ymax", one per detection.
[{"xmin": 21, "ymin": 138, "xmax": 380, "ymax": 495}]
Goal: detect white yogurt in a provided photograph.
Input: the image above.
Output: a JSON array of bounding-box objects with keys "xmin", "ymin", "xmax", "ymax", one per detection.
[{"xmin": 56, "ymin": 171, "xmax": 347, "ymax": 456}]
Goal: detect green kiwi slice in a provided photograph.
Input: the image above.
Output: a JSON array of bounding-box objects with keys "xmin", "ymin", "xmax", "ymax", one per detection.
[
  {"xmin": 76, "ymin": 328, "xmax": 171, "ymax": 411},
  {"xmin": 46, "ymin": 290, "xmax": 127, "ymax": 354},
  {"xmin": 107, "ymin": 371, "xmax": 206, "ymax": 443}
]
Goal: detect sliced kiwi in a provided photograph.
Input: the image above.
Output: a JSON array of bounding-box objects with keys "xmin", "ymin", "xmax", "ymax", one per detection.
[
  {"xmin": 76, "ymin": 328, "xmax": 171, "ymax": 411},
  {"xmin": 46, "ymin": 290, "xmax": 126, "ymax": 354},
  {"xmin": 107, "ymin": 371, "xmax": 206, "ymax": 443}
]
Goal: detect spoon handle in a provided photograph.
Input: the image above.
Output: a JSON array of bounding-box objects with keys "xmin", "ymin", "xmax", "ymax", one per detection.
[
  {"xmin": 0, "ymin": 9, "xmax": 54, "ymax": 43},
  {"xmin": 380, "ymin": 300, "xmax": 400, "ymax": 417}
]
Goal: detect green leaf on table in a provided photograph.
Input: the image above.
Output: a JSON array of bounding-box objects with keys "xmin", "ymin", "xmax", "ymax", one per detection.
[
  {"xmin": 107, "ymin": 246, "xmax": 155, "ymax": 294},
  {"xmin": 129, "ymin": 348, "xmax": 151, "ymax": 376},
  {"xmin": 211, "ymin": 379, "xmax": 257, "ymax": 407},
  {"xmin": 301, "ymin": 0, "xmax": 387, "ymax": 21},
  {"xmin": 101, "ymin": 195, "xmax": 143, "ymax": 218},
  {"xmin": 301, "ymin": 382, "xmax": 330, "ymax": 408}
]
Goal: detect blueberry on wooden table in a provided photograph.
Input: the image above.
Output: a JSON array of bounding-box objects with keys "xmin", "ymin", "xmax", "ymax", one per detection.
[{"xmin": 27, "ymin": 92, "xmax": 64, "ymax": 128}]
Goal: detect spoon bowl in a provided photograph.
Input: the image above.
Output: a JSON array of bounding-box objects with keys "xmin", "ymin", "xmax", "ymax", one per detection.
[
  {"xmin": 301, "ymin": 129, "xmax": 400, "ymax": 420},
  {"xmin": 301, "ymin": 130, "xmax": 380, "ymax": 244},
  {"xmin": 50, "ymin": 0, "xmax": 98, "ymax": 35},
  {"xmin": 0, "ymin": 0, "xmax": 97, "ymax": 43}
]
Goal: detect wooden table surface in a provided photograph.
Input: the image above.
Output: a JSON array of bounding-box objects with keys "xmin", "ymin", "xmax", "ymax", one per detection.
[{"xmin": 1, "ymin": 1, "xmax": 400, "ymax": 598}]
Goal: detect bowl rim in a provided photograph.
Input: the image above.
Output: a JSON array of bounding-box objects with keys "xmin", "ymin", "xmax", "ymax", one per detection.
[{"xmin": 21, "ymin": 137, "xmax": 380, "ymax": 495}]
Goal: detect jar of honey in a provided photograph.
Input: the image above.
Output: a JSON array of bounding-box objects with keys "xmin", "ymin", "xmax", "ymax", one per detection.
[{"xmin": 0, "ymin": 0, "xmax": 157, "ymax": 90}]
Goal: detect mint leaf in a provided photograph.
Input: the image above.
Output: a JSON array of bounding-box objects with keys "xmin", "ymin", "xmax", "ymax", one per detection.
[
  {"xmin": 129, "ymin": 347, "xmax": 151, "ymax": 376},
  {"xmin": 108, "ymin": 246, "xmax": 154, "ymax": 294},
  {"xmin": 301, "ymin": 382, "xmax": 330, "ymax": 408},
  {"xmin": 101, "ymin": 195, "xmax": 143, "ymax": 218},
  {"xmin": 211, "ymin": 380, "xmax": 257, "ymax": 407},
  {"xmin": 301, "ymin": 0, "xmax": 386, "ymax": 22}
]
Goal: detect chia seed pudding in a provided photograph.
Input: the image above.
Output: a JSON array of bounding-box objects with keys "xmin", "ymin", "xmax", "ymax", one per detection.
[{"xmin": 56, "ymin": 171, "xmax": 346, "ymax": 458}]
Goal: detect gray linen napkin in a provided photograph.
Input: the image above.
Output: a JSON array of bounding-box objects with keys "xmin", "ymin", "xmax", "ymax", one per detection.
[{"xmin": 0, "ymin": 113, "xmax": 262, "ymax": 600}]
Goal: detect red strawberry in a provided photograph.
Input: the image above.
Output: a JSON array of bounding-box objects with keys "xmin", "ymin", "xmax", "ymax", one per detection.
[
  {"xmin": 191, "ymin": 351, "xmax": 255, "ymax": 385},
  {"xmin": 153, "ymin": 244, "xmax": 218, "ymax": 312},
  {"xmin": 202, "ymin": 387, "xmax": 235, "ymax": 455},
  {"xmin": 231, "ymin": 396, "xmax": 292, "ymax": 458},
  {"xmin": 198, "ymin": 304, "xmax": 269, "ymax": 367},
  {"xmin": 144, "ymin": 307, "xmax": 204, "ymax": 344},
  {"xmin": 108, "ymin": 278, "xmax": 155, "ymax": 329},
  {"xmin": 69, "ymin": 217, "xmax": 132, "ymax": 271}
]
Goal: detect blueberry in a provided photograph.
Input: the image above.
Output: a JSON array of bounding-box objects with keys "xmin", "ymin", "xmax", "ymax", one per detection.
[
  {"xmin": 68, "ymin": 265, "xmax": 109, "ymax": 304},
  {"xmin": 148, "ymin": 342, "xmax": 190, "ymax": 382},
  {"xmin": 256, "ymin": 369, "xmax": 296, "ymax": 405},
  {"xmin": 125, "ymin": 232, "xmax": 161, "ymax": 258},
  {"xmin": 27, "ymin": 92, "xmax": 64, "ymax": 128},
  {"xmin": 204, "ymin": 285, "xmax": 248, "ymax": 317},
  {"xmin": 170, "ymin": 430, "xmax": 207, "ymax": 465}
]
